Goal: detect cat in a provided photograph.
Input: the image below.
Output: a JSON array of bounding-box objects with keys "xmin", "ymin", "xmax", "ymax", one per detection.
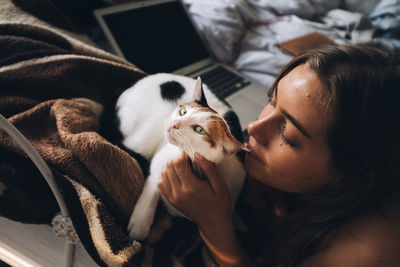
[
  {"xmin": 116, "ymin": 74, "xmax": 247, "ymax": 241},
  {"xmin": 116, "ymin": 73, "xmax": 241, "ymax": 161}
]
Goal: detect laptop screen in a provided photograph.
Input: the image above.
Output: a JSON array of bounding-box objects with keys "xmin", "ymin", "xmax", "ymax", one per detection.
[{"xmin": 102, "ymin": 1, "xmax": 210, "ymax": 73}]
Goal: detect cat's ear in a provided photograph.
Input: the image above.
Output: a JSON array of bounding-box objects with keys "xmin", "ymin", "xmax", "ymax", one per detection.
[
  {"xmin": 222, "ymin": 134, "xmax": 249, "ymax": 155},
  {"xmin": 193, "ymin": 77, "xmax": 209, "ymax": 108}
]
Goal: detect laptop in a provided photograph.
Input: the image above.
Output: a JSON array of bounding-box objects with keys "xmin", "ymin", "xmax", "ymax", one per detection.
[{"xmin": 94, "ymin": 0, "xmax": 267, "ymax": 129}]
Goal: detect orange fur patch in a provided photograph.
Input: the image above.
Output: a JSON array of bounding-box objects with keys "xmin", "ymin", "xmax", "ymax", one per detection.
[
  {"xmin": 184, "ymin": 102, "xmax": 241, "ymax": 150},
  {"xmin": 204, "ymin": 115, "xmax": 241, "ymax": 150},
  {"xmin": 186, "ymin": 102, "xmax": 217, "ymax": 113}
]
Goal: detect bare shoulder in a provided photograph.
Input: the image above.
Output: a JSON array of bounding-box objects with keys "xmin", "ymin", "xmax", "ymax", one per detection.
[{"xmin": 301, "ymin": 194, "xmax": 400, "ymax": 267}]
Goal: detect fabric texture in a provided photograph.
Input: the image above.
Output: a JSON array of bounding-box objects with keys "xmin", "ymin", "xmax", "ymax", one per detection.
[
  {"xmin": 0, "ymin": 1, "xmax": 265, "ymax": 266},
  {"xmin": 184, "ymin": 0, "xmax": 399, "ymax": 90},
  {"xmin": 0, "ymin": 0, "xmax": 149, "ymax": 265}
]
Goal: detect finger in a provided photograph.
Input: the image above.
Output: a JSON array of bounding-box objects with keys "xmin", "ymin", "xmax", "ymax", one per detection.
[
  {"xmin": 158, "ymin": 181, "xmax": 167, "ymax": 199},
  {"xmin": 182, "ymin": 150, "xmax": 190, "ymax": 161},
  {"xmin": 159, "ymin": 170, "xmax": 172, "ymax": 197},
  {"xmin": 197, "ymin": 153, "xmax": 227, "ymax": 193},
  {"xmin": 173, "ymin": 152, "xmax": 196, "ymax": 187},
  {"xmin": 180, "ymin": 151, "xmax": 192, "ymax": 171},
  {"xmin": 166, "ymin": 160, "xmax": 182, "ymax": 189}
]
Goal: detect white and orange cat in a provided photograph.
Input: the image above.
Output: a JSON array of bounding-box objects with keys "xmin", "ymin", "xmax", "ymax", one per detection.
[{"xmin": 116, "ymin": 74, "xmax": 247, "ymax": 241}]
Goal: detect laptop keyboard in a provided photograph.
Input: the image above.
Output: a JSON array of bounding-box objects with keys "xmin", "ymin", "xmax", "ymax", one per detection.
[{"xmin": 199, "ymin": 66, "xmax": 251, "ymax": 98}]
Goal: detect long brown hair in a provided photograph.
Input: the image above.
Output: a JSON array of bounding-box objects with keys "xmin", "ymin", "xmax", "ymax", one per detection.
[{"xmin": 267, "ymin": 43, "xmax": 400, "ymax": 266}]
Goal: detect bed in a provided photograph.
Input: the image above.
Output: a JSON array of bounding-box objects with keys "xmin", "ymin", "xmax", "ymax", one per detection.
[
  {"xmin": 183, "ymin": 0, "xmax": 399, "ymax": 88},
  {"xmin": 0, "ymin": 0, "xmax": 398, "ymax": 266}
]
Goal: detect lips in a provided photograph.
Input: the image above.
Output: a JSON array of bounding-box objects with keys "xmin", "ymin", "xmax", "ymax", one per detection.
[{"xmin": 247, "ymin": 140, "xmax": 263, "ymax": 163}]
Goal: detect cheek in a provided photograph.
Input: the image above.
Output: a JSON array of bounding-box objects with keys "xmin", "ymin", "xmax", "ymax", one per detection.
[
  {"xmin": 182, "ymin": 129, "xmax": 205, "ymax": 147},
  {"xmin": 245, "ymin": 145, "xmax": 315, "ymax": 192},
  {"xmin": 268, "ymin": 152, "xmax": 332, "ymax": 192},
  {"xmin": 245, "ymin": 152, "xmax": 268, "ymax": 182}
]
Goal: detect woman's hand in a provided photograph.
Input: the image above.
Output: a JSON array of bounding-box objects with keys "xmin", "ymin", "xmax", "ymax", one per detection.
[
  {"xmin": 158, "ymin": 151, "xmax": 232, "ymax": 229},
  {"xmin": 159, "ymin": 151, "xmax": 254, "ymax": 266}
]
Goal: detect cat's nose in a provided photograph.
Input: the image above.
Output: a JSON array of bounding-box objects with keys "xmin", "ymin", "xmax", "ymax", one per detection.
[{"xmin": 168, "ymin": 121, "xmax": 180, "ymax": 131}]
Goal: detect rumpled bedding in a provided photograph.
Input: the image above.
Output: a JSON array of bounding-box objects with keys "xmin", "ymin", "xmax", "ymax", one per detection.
[
  {"xmin": 0, "ymin": 1, "xmax": 265, "ymax": 266},
  {"xmin": 1, "ymin": 0, "xmax": 398, "ymax": 266},
  {"xmin": 0, "ymin": 0, "xmax": 148, "ymax": 266},
  {"xmin": 184, "ymin": 0, "xmax": 400, "ymax": 88}
]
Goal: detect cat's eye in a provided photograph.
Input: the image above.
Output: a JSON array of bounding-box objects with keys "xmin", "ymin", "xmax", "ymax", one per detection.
[
  {"xmin": 194, "ymin": 125, "xmax": 206, "ymax": 135},
  {"xmin": 179, "ymin": 107, "xmax": 187, "ymax": 116}
]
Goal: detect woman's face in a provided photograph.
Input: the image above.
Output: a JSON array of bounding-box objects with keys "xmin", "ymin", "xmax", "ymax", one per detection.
[{"xmin": 246, "ymin": 64, "xmax": 336, "ymax": 193}]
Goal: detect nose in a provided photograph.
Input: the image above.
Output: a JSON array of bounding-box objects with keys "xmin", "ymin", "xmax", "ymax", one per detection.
[
  {"xmin": 168, "ymin": 121, "xmax": 180, "ymax": 131},
  {"xmin": 247, "ymin": 113, "xmax": 277, "ymax": 145},
  {"xmin": 247, "ymin": 118, "xmax": 264, "ymax": 140}
]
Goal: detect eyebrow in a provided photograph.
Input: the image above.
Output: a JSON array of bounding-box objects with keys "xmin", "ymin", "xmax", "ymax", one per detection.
[{"xmin": 279, "ymin": 108, "xmax": 311, "ymax": 139}]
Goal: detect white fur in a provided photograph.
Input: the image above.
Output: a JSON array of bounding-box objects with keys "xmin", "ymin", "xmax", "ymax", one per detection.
[
  {"xmin": 117, "ymin": 73, "xmax": 229, "ymax": 160},
  {"xmin": 120, "ymin": 74, "xmax": 246, "ymax": 241}
]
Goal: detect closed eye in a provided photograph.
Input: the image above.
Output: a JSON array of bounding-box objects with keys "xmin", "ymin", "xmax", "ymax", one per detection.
[{"xmin": 280, "ymin": 122, "xmax": 297, "ymax": 148}]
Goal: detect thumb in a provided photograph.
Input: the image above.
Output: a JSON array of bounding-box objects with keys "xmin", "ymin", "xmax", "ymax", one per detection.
[{"xmin": 196, "ymin": 154, "xmax": 227, "ymax": 194}]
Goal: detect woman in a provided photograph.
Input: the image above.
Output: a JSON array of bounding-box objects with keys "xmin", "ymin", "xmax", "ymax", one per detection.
[{"xmin": 158, "ymin": 43, "xmax": 400, "ymax": 266}]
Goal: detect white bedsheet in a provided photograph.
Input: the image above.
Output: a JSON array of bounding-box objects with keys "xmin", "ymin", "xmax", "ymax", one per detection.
[{"xmin": 183, "ymin": 0, "xmax": 397, "ymax": 88}]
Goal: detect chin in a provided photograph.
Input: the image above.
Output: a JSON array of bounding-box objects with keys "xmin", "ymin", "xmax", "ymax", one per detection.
[
  {"xmin": 167, "ymin": 133, "xmax": 186, "ymax": 153},
  {"xmin": 245, "ymin": 153, "xmax": 268, "ymax": 184},
  {"xmin": 166, "ymin": 132, "xmax": 178, "ymax": 146}
]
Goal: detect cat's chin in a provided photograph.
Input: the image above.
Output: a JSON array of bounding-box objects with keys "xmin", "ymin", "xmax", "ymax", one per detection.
[
  {"xmin": 165, "ymin": 132, "xmax": 180, "ymax": 147},
  {"xmin": 166, "ymin": 133, "xmax": 175, "ymax": 143}
]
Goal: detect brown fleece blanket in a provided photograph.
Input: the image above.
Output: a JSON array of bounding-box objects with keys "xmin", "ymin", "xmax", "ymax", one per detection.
[
  {"xmin": 0, "ymin": 1, "xmax": 268, "ymax": 266},
  {"xmin": 0, "ymin": 0, "xmax": 149, "ymax": 265}
]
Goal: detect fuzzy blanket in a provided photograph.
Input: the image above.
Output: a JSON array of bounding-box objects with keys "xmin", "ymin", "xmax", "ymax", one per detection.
[
  {"xmin": 0, "ymin": 0, "xmax": 149, "ymax": 265},
  {"xmin": 0, "ymin": 1, "xmax": 269, "ymax": 266}
]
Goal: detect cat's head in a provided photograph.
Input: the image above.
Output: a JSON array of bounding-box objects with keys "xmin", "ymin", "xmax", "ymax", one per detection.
[{"xmin": 165, "ymin": 77, "xmax": 247, "ymax": 163}]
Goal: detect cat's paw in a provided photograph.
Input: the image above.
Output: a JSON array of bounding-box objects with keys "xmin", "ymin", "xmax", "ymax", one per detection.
[{"xmin": 127, "ymin": 213, "xmax": 151, "ymax": 241}]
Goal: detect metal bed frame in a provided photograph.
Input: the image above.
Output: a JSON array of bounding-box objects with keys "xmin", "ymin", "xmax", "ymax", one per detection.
[{"xmin": 0, "ymin": 114, "xmax": 76, "ymax": 267}]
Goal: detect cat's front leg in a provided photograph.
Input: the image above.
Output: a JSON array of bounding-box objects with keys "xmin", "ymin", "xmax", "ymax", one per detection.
[{"xmin": 128, "ymin": 178, "xmax": 160, "ymax": 241}]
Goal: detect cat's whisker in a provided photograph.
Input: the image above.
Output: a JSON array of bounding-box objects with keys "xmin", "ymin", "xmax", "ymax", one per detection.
[
  {"xmin": 175, "ymin": 131, "xmax": 196, "ymax": 170},
  {"xmin": 123, "ymin": 74, "xmax": 246, "ymax": 243},
  {"xmin": 176, "ymin": 131, "xmax": 195, "ymax": 158},
  {"xmin": 193, "ymin": 162, "xmax": 203, "ymax": 180},
  {"xmin": 193, "ymin": 153, "xmax": 200, "ymax": 162},
  {"xmin": 189, "ymin": 153, "xmax": 204, "ymax": 181},
  {"xmin": 173, "ymin": 132, "xmax": 192, "ymax": 173}
]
